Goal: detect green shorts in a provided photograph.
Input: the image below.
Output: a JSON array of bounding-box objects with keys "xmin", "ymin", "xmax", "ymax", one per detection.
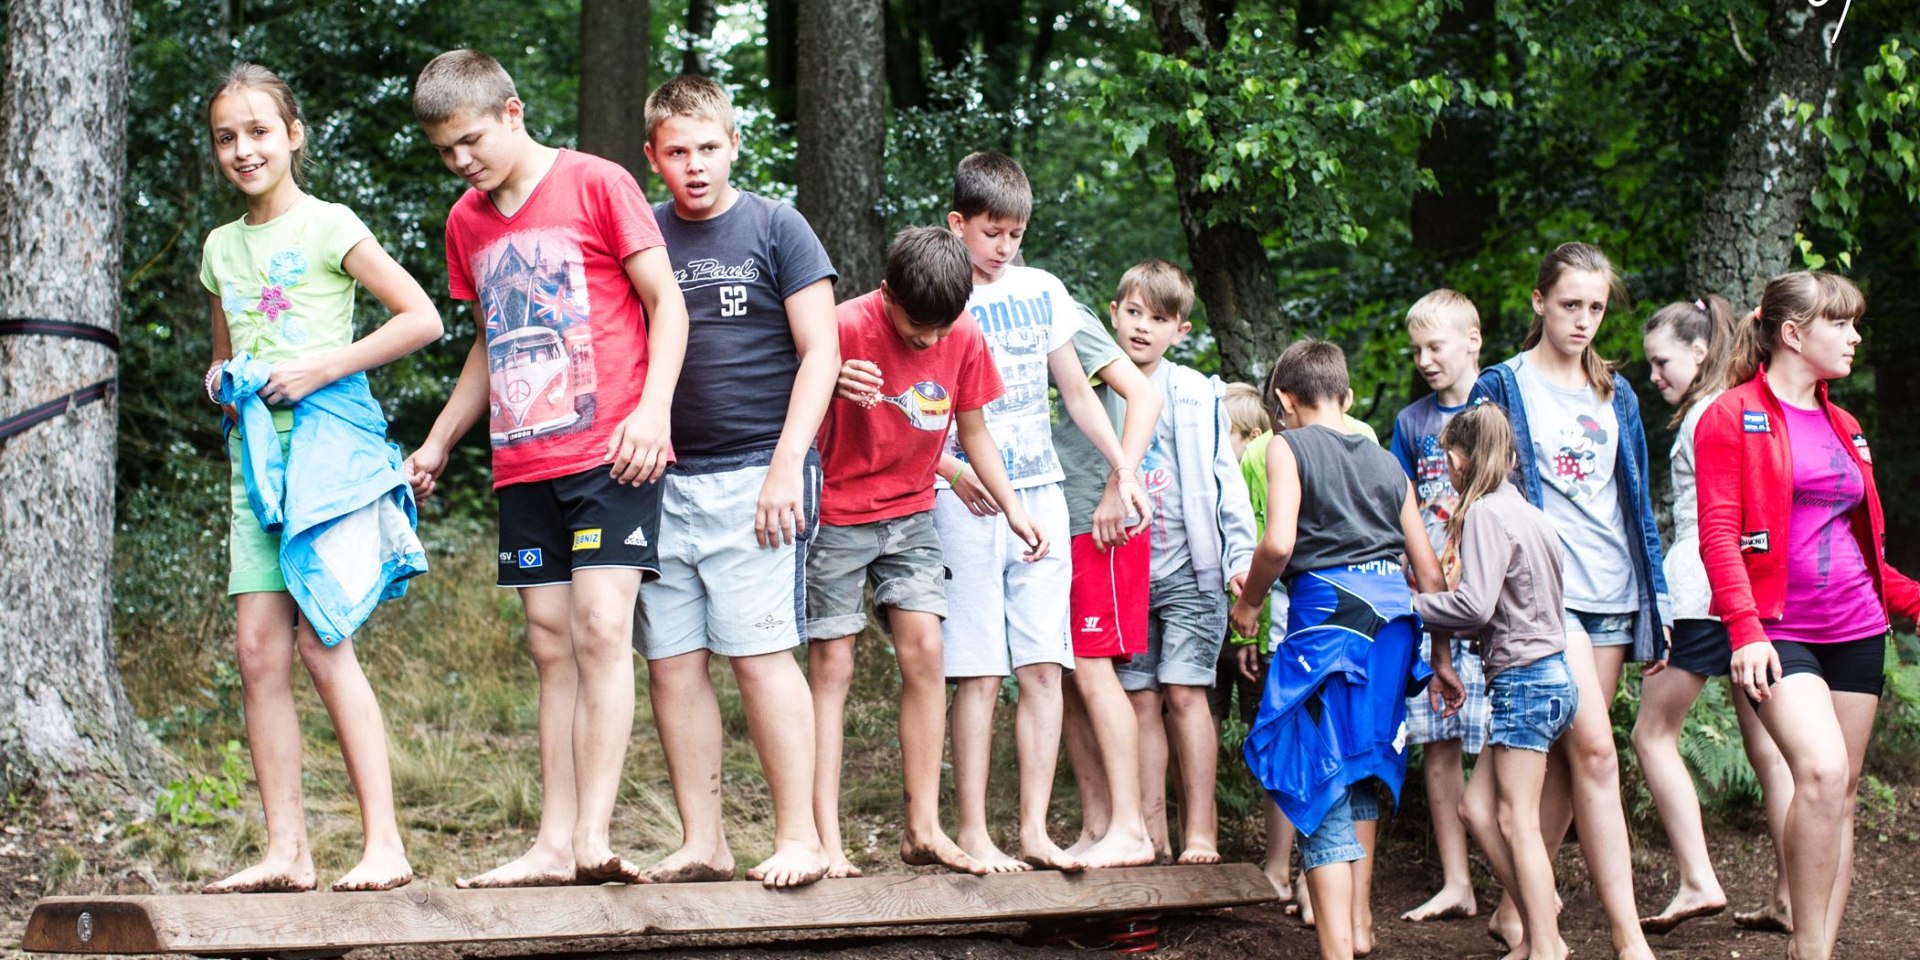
[{"xmin": 227, "ymin": 415, "xmax": 293, "ymax": 595}]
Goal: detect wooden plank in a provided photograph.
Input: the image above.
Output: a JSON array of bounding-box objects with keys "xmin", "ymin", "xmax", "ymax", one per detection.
[{"xmin": 25, "ymin": 864, "xmax": 1276, "ymax": 955}]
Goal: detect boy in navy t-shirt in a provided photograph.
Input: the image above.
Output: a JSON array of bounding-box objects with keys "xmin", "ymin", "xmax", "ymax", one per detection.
[{"xmin": 634, "ymin": 75, "xmax": 837, "ymax": 888}]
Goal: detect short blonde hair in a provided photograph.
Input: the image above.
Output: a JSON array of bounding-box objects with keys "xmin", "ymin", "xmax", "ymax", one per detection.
[
  {"xmin": 1406, "ymin": 288, "xmax": 1480, "ymax": 334},
  {"xmin": 414, "ymin": 49, "xmax": 517, "ymax": 125},
  {"xmin": 1222, "ymin": 383, "xmax": 1271, "ymax": 438},
  {"xmin": 644, "ymin": 74, "xmax": 736, "ymax": 143},
  {"xmin": 1114, "ymin": 259, "xmax": 1195, "ymax": 322}
]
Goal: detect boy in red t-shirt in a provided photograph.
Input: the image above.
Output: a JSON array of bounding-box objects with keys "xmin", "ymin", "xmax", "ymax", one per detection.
[
  {"xmin": 403, "ymin": 50, "xmax": 689, "ymax": 888},
  {"xmin": 810, "ymin": 227, "xmax": 1046, "ymax": 877}
]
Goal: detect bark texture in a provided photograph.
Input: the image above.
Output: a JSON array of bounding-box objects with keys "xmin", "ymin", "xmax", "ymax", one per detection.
[
  {"xmin": 579, "ymin": 0, "xmax": 651, "ymax": 182},
  {"xmin": 797, "ymin": 0, "xmax": 886, "ymax": 297},
  {"xmin": 1685, "ymin": 0, "xmax": 1841, "ymax": 304},
  {"xmin": 684, "ymin": 0, "xmax": 715, "ymax": 75},
  {"xmin": 1150, "ymin": 0, "xmax": 1282, "ymax": 383},
  {"xmin": 0, "ymin": 0, "xmax": 155, "ymax": 798}
]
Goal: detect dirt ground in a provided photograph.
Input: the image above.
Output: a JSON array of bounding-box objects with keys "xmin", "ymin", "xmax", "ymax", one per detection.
[{"xmin": 6, "ymin": 789, "xmax": 1920, "ymax": 960}]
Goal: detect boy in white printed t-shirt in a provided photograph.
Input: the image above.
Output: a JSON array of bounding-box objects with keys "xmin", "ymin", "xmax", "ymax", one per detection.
[{"xmin": 936, "ymin": 152, "xmax": 1155, "ymax": 872}]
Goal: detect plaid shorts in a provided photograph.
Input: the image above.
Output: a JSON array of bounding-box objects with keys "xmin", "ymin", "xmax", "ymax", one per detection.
[{"xmin": 1405, "ymin": 636, "xmax": 1489, "ymax": 754}]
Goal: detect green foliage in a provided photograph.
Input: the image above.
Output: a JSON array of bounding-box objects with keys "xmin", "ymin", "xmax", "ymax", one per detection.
[
  {"xmin": 1092, "ymin": 5, "xmax": 1468, "ymax": 252},
  {"xmin": 1800, "ymin": 39, "xmax": 1920, "ymax": 265},
  {"xmin": 154, "ymin": 740, "xmax": 248, "ymax": 827}
]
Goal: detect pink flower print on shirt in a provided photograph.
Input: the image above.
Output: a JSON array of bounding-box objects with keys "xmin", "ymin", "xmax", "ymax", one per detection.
[{"xmin": 257, "ymin": 285, "xmax": 291, "ymax": 324}]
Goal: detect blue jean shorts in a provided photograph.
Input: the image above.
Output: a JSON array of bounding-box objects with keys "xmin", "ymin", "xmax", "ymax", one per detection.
[
  {"xmin": 1566, "ymin": 609, "xmax": 1635, "ymax": 648},
  {"xmin": 1116, "ymin": 560, "xmax": 1229, "ymax": 691},
  {"xmin": 1488, "ymin": 652, "xmax": 1579, "ymax": 753},
  {"xmin": 1300, "ymin": 780, "xmax": 1381, "ymax": 871}
]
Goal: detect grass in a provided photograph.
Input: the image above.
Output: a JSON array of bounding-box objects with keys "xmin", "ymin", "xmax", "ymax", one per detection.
[{"xmin": 111, "ymin": 505, "xmax": 1063, "ymax": 888}]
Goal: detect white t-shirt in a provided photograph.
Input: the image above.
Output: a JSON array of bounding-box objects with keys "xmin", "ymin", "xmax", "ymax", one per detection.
[
  {"xmin": 941, "ymin": 265, "xmax": 1078, "ymax": 489},
  {"xmin": 1514, "ymin": 359, "xmax": 1638, "ymax": 613}
]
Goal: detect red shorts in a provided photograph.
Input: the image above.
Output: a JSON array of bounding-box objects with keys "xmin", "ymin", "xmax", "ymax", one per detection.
[{"xmin": 1069, "ymin": 532, "xmax": 1149, "ymax": 660}]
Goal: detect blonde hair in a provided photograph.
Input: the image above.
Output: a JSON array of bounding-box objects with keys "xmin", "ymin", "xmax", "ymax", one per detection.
[
  {"xmin": 1436, "ymin": 403, "xmax": 1516, "ymax": 550},
  {"xmin": 1524, "ymin": 242, "xmax": 1628, "ymax": 401},
  {"xmin": 644, "ymin": 74, "xmax": 736, "ymax": 142},
  {"xmin": 1114, "ymin": 259, "xmax": 1195, "ymax": 323},
  {"xmin": 1222, "ymin": 382, "xmax": 1271, "ymax": 438},
  {"xmin": 1643, "ymin": 294, "xmax": 1736, "ymax": 428},
  {"xmin": 1727, "ymin": 271, "xmax": 1867, "ymax": 387},
  {"xmin": 413, "ymin": 49, "xmax": 518, "ymax": 125},
  {"xmin": 1406, "ymin": 288, "xmax": 1480, "ymax": 334},
  {"xmin": 208, "ymin": 63, "xmax": 307, "ymax": 183}
]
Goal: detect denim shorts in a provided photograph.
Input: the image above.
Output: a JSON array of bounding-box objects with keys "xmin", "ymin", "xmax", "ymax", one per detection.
[
  {"xmin": 1565, "ymin": 609, "xmax": 1635, "ymax": 648},
  {"xmin": 1115, "ymin": 559, "xmax": 1229, "ymax": 691},
  {"xmin": 1300, "ymin": 780, "xmax": 1381, "ymax": 871},
  {"xmin": 1487, "ymin": 652, "xmax": 1579, "ymax": 753}
]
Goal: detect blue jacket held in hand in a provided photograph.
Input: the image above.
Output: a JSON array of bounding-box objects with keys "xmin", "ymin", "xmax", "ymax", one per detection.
[
  {"xmin": 1470, "ymin": 357, "xmax": 1671, "ymax": 663},
  {"xmin": 218, "ymin": 354, "xmax": 428, "ymax": 647}
]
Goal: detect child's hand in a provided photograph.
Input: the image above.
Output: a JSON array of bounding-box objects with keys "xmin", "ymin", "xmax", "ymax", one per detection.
[
  {"xmin": 1090, "ymin": 482, "xmax": 1133, "ymax": 547},
  {"xmin": 1005, "ymin": 508, "xmax": 1050, "ymax": 562},
  {"xmin": 1228, "ymin": 571, "xmax": 1248, "ymax": 598},
  {"xmin": 264, "ymin": 353, "xmax": 339, "ymax": 404},
  {"xmin": 1229, "ymin": 598, "xmax": 1261, "ymax": 640},
  {"xmin": 836, "ymin": 359, "xmax": 883, "ymax": 406},
  {"xmin": 755, "ymin": 458, "xmax": 806, "ymax": 548},
  {"xmin": 606, "ymin": 401, "xmax": 671, "ymax": 484},
  {"xmin": 950, "ymin": 464, "xmax": 1001, "ymax": 516},
  {"xmin": 1428, "ymin": 665, "xmax": 1466, "ymax": 717},
  {"xmin": 1236, "ymin": 643, "xmax": 1263, "ymax": 683},
  {"xmin": 404, "ymin": 442, "xmax": 447, "ymax": 500},
  {"xmin": 1643, "ymin": 624, "xmax": 1674, "ymax": 677},
  {"xmin": 1116, "ymin": 472, "xmax": 1152, "ymax": 538}
]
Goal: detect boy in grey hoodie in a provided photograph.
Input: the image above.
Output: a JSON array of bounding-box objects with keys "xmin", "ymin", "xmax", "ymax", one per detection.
[{"xmin": 1107, "ymin": 260, "xmax": 1258, "ymax": 862}]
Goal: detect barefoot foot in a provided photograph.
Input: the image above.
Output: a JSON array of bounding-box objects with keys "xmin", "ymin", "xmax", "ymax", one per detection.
[
  {"xmin": 1018, "ymin": 835, "xmax": 1083, "ymax": 872},
  {"xmin": 902, "ymin": 830, "xmax": 988, "ymax": 875},
  {"xmin": 1076, "ymin": 830, "xmax": 1156, "ymax": 870},
  {"xmin": 330, "ymin": 849, "xmax": 414, "ymax": 892},
  {"xmin": 1401, "ymin": 885, "xmax": 1477, "ymax": 922},
  {"xmin": 575, "ymin": 855, "xmax": 647, "ymax": 885},
  {"xmin": 957, "ymin": 835, "xmax": 1029, "ymax": 874},
  {"xmin": 1640, "ymin": 890, "xmax": 1728, "ymax": 935},
  {"xmin": 201, "ymin": 857, "xmax": 317, "ymax": 895},
  {"xmin": 747, "ymin": 841, "xmax": 828, "ymax": 888},
  {"xmin": 456, "ymin": 848, "xmax": 577, "ymax": 889},
  {"xmin": 1733, "ymin": 903, "xmax": 1792, "ymax": 934},
  {"xmin": 641, "ymin": 845, "xmax": 736, "ymax": 884},
  {"xmin": 1176, "ymin": 840, "xmax": 1222, "ymax": 865},
  {"xmin": 824, "ymin": 851, "xmax": 864, "ymax": 879}
]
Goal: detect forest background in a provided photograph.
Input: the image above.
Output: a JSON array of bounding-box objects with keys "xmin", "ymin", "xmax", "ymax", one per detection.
[{"xmin": 11, "ymin": 0, "xmax": 1920, "ymax": 893}]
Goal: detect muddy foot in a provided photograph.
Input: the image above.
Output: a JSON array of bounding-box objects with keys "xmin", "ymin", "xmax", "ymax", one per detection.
[{"xmin": 747, "ymin": 842, "xmax": 828, "ymax": 888}]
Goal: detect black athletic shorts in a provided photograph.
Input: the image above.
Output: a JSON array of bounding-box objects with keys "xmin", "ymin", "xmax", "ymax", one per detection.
[
  {"xmin": 496, "ymin": 465, "xmax": 663, "ymax": 588},
  {"xmin": 1668, "ymin": 619, "xmax": 1732, "ymax": 678},
  {"xmin": 1772, "ymin": 633, "xmax": 1885, "ymax": 698}
]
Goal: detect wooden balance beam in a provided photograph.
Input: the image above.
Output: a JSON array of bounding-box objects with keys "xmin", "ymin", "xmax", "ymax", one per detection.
[{"xmin": 25, "ymin": 863, "xmax": 1276, "ymax": 956}]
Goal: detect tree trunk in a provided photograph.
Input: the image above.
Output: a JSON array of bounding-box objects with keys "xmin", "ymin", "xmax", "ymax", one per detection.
[
  {"xmin": 684, "ymin": 0, "xmax": 715, "ymax": 75},
  {"xmin": 765, "ymin": 0, "xmax": 800, "ymax": 125},
  {"xmin": 1149, "ymin": 0, "xmax": 1280, "ymax": 383},
  {"xmin": 797, "ymin": 0, "xmax": 886, "ymax": 297},
  {"xmin": 0, "ymin": 0, "xmax": 155, "ymax": 800},
  {"xmin": 1685, "ymin": 0, "xmax": 1840, "ymax": 303},
  {"xmin": 579, "ymin": 0, "xmax": 651, "ymax": 183}
]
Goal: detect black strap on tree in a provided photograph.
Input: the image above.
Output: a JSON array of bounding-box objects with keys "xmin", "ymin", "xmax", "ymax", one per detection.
[{"xmin": 0, "ymin": 318, "xmax": 120, "ymax": 444}]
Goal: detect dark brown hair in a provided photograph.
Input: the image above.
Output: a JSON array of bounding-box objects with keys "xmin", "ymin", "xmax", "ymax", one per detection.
[
  {"xmin": 1726, "ymin": 272, "xmax": 1867, "ymax": 386},
  {"xmin": 884, "ymin": 227, "xmax": 974, "ymax": 327},
  {"xmin": 1524, "ymin": 242, "xmax": 1628, "ymax": 401},
  {"xmin": 951, "ymin": 151, "xmax": 1032, "ymax": 223},
  {"xmin": 1265, "ymin": 338, "xmax": 1350, "ymax": 410}
]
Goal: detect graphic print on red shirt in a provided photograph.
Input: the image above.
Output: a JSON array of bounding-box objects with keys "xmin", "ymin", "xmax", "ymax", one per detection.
[
  {"xmin": 444, "ymin": 150, "xmax": 665, "ymax": 489},
  {"xmin": 816, "ymin": 290, "xmax": 1003, "ymax": 525}
]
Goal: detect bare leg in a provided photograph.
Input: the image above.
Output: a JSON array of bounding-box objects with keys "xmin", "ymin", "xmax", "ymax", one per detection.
[
  {"xmin": 1749, "ymin": 674, "xmax": 1862, "ymax": 960},
  {"xmin": 1129, "ymin": 688, "xmax": 1172, "ymax": 861},
  {"xmin": 1069, "ymin": 658, "xmax": 1154, "ymax": 868},
  {"xmin": 643, "ymin": 649, "xmax": 737, "ymax": 883},
  {"xmin": 807, "ymin": 636, "xmax": 862, "ymax": 878},
  {"xmin": 732, "ymin": 650, "xmax": 828, "ymax": 888},
  {"xmin": 1061, "ymin": 679, "xmax": 1108, "ymax": 858},
  {"xmin": 1165, "ymin": 684, "xmax": 1221, "ymax": 863},
  {"xmin": 1733, "ymin": 683, "xmax": 1795, "ymax": 932},
  {"xmin": 1307, "ymin": 862, "xmax": 1356, "ymax": 960},
  {"xmin": 459, "ymin": 586, "xmax": 579, "ymax": 888},
  {"xmin": 1823, "ymin": 690, "xmax": 1876, "ymax": 954},
  {"xmin": 1352, "ymin": 816, "xmax": 1377, "ymax": 956},
  {"xmin": 1401, "ymin": 738, "xmax": 1477, "ymax": 922},
  {"xmin": 1264, "ymin": 799, "xmax": 1297, "ymax": 901},
  {"xmin": 891, "ymin": 609, "xmax": 986, "ymax": 875},
  {"xmin": 951, "ymin": 674, "xmax": 1026, "ymax": 872},
  {"xmin": 1012, "ymin": 662, "xmax": 1076, "ymax": 869},
  {"xmin": 567, "ymin": 568, "xmax": 646, "ymax": 883},
  {"xmin": 1557, "ymin": 631, "xmax": 1652, "ymax": 959},
  {"xmin": 204, "ymin": 593, "xmax": 316, "ymax": 894},
  {"xmin": 297, "ymin": 624, "xmax": 411, "ymax": 891},
  {"xmin": 1631, "ymin": 666, "xmax": 1726, "ymax": 932},
  {"xmin": 1482, "ymin": 745, "xmax": 1567, "ymax": 960}
]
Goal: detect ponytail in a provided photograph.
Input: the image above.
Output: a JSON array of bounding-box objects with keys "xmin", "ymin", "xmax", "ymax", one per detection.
[
  {"xmin": 1645, "ymin": 293, "xmax": 1736, "ymax": 426},
  {"xmin": 1725, "ymin": 307, "xmax": 1769, "ymax": 388},
  {"xmin": 1725, "ymin": 272, "xmax": 1866, "ymax": 388}
]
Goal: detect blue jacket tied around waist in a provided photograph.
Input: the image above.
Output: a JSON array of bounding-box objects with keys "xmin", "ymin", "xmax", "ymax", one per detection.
[
  {"xmin": 1243, "ymin": 563, "xmax": 1430, "ymax": 835},
  {"xmin": 218, "ymin": 354, "xmax": 428, "ymax": 647}
]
